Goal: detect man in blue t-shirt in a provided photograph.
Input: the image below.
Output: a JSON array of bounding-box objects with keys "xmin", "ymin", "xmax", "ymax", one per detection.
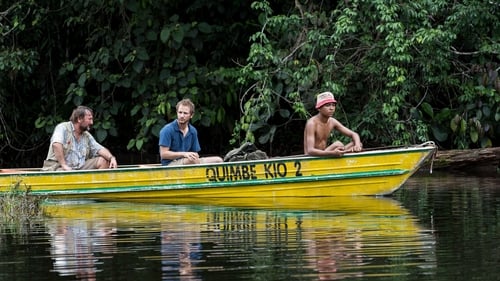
[{"xmin": 159, "ymin": 98, "xmax": 223, "ymax": 166}]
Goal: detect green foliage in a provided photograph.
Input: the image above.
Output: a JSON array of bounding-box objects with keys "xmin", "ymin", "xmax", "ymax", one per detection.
[
  {"xmin": 235, "ymin": 0, "xmax": 499, "ymax": 148},
  {"xmin": 2, "ymin": 0, "xmax": 251, "ymax": 162},
  {"xmin": 1, "ymin": 0, "xmax": 500, "ymax": 167},
  {"xmin": 416, "ymin": 0, "xmax": 500, "ymax": 148}
]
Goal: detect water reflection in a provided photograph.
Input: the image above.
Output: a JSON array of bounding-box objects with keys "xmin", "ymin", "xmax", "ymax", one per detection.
[
  {"xmin": 161, "ymin": 229, "xmax": 200, "ymax": 280},
  {"xmin": 396, "ymin": 172, "xmax": 500, "ymax": 281},
  {"xmin": 48, "ymin": 219, "xmax": 116, "ymax": 280},
  {"xmin": 43, "ymin": 197, "xmax": 436, "ymax": 280}
]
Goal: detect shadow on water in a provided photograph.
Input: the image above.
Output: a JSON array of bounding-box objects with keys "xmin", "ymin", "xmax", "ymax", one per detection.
[{"xmin": 0, "ymin": 196, "xmax": 438, "ymax": 281}]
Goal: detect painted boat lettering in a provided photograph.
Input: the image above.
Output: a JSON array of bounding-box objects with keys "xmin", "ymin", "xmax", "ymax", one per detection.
[
  {"xmin": 263, "ymin": 162, "xmax": 287, "ymax": 178},
  {"xmin": 294, "ymin": 160, "xmax": 302, "ymax": 176},
  {"xmin": 205, "ymin": 164, "xmax": 257, "ymax": 182},
  {"xmin": 205, "ymin": 160, "xmax": 303, "ymax": 182}
]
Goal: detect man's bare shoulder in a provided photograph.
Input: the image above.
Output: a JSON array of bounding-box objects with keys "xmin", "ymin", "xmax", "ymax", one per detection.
[
  {"xmin": 329, "ymin": 117, "xmax": 344, "ymax": 128},
  {"xmin": 306, "ymin": 115, "xmax": 337, "ymax": 126},
  {"xmin": 306, "ymin": 114, "xmax": 323, "ymax": 123},
  {"xmin": 305, "ymin": 116, "xmax": 314, "ymax": 124},
  {"xmin": 305, "ymin": 115, "xmax": 320, "ymax": 130}
]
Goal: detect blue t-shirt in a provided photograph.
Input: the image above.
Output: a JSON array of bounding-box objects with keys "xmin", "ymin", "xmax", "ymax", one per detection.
[{"xmin": 159, "ymin": 120, "xmax": 201, "ymax": 165}]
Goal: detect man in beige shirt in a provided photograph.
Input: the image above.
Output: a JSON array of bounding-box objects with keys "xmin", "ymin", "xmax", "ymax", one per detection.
[{"xmin": 42, "ymin": 106, "xmax": 117, "ymax": 171}]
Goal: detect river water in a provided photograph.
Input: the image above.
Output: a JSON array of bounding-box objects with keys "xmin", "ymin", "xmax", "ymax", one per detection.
[{"xmin": 0, "ymin": 171, "xmax": 498, "ymax": 281}]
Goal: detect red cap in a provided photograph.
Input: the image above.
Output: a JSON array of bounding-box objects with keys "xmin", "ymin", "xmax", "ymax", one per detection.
[{"xmin": 315, "ymin": 92, "xmax": 337, "ymax": 109}]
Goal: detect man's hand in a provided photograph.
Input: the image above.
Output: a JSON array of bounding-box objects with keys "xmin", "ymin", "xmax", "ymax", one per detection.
[
  {"xmin": 352, "ymin": 144, "xmax": 363, "ymax": 152},
  {"xmin": 183, "ymin": 152, "xmax": 200, "ymax": 161},
  {"xmin": 60, "ymin": 163, "xmax": 72, "ymax": 171},
  {"xmin": 181, "ymin": 152, "xmax": 200, "ymax": 164},
  {"xmin": 333, "ymin": 147, "xmax": 345, "ymax": 157},
  {"xmin": 109, "ymin": 156, "xmax": 117, "ymax": 168}
]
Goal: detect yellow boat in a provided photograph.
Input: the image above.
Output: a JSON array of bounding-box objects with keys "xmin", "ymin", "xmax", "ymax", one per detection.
[{"xmin": 0, "ymin": 142, "xmax": 436, "ymax": 200}]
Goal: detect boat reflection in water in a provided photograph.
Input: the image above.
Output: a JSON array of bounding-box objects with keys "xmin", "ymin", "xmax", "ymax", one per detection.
[{"xmin": 43, "ymin": 197, "xmax": 436, "ymax": 280}]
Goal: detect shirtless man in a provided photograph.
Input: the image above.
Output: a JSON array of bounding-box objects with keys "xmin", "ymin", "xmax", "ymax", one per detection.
[{"xmin": 303, "ymin": 92, "xmax": 363, "ymax": 156}]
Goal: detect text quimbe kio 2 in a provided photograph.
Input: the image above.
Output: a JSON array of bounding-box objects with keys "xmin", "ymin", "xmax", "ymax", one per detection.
[{"xmin": 205, "ymin": 161, "xmax": 304, "ymax": 182}]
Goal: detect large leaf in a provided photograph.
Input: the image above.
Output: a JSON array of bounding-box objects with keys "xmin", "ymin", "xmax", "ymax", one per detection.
[
  {"xmin": 431, "ymin": 125, "xmax": 448, "ymax": 142},
  {"xmin": 160, "ymin": 27, "xmax": 171, "ymax": 43},
  {"xmin": 469, "ymin": 128, "xmax": 478, "ymax": 143},
  {"xmin": 172, "ymin": 28, "xmax": 185, "ymax": 43},
  {"xmin": 421, "ymin": 102, "xmax": 433, "ymax": 118},
  {"xmin": 482, "ymin": 105, "xmax": 491, "ymax": 117},
  {"xmin": 95, "ymin": 129, "xmax": 108, "ymax": 142},
  {"xmin": 460, "ymin": 119, "xmax": 467, "ymax": 134},
  {"xmin": 450, "ymin": 115, "xmax": 460, "ymax": 132},
  {"xmin": 480, "ymin": 137, "xmax": 492, "ymax": 148}
]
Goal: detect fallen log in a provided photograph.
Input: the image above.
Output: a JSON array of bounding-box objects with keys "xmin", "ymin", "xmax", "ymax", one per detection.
[{"xmin": 424, "ymin": 146, "xmax": 500, "ymax": 174}]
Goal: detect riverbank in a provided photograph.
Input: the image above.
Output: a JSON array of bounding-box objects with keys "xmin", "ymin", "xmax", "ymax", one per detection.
[{"xmin": 0, "ymin": 181, "xmax": 45, "ymax": 235}]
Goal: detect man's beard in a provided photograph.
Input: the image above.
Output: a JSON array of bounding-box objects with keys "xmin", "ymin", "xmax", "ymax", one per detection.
[
  {"xmin": 80, "ymin": 124, "xmax": 91, "ymax": 132},
  {"xmin": 177, "ymin": 118, "xmax": 189, "ymax": 125}
]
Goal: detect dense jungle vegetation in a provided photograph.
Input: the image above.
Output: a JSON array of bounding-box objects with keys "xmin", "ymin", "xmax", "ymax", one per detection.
[{"xmin": 1, "ymin": 0, "xmax": 499, "ymax": 167}]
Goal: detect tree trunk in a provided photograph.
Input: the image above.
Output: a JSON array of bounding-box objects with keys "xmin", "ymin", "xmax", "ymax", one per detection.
[{"xmin": 424, "ymin": 147, "xmax": 500, "ymax": 174}]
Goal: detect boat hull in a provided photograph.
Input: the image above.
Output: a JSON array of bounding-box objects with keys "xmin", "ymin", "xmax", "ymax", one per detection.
[{"xmin": 0, "ymin": 144, "xmax": 436, "ymax": 199}]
